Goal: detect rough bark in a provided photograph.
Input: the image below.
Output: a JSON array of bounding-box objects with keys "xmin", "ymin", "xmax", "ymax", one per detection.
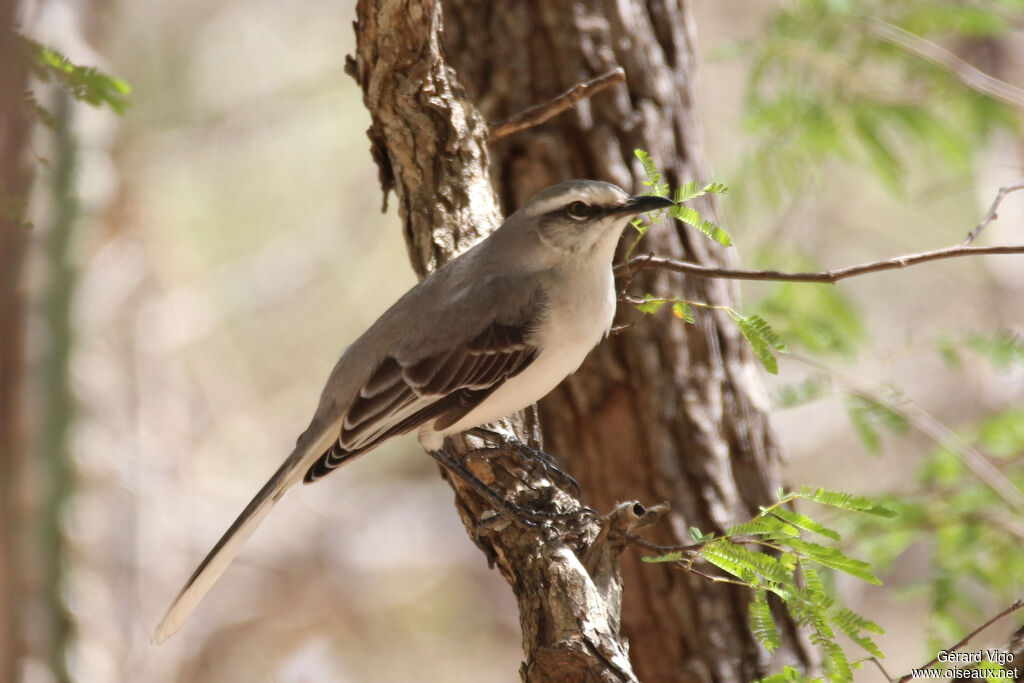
[
  {"xmin": 352, "ymin": 1, "xmax": 813, "ymax": 681},
  {"xmin": 350, "ymin": 2, "xmax": 649, "ymax": 680},
  {"xmin": 442, "ymin": 3, "xmax": 813, "ymax": 681},
  {"xmin": 0, "ymin": 9, "xmax": 34, "ymax": 683}
]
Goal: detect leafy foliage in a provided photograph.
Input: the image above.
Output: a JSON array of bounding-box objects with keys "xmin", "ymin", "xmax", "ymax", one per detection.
[
  {"xmin": 631, "ymin": 149, "xmax": 733, "ymax": 246},
  {"xmin": 16, "ymin": 33, "xmax": 131, "ymax": 126},
  {"xmin": 628, "ymin": 152, "xmax": 788, "ymax": 373},
  {"xmin": 749, "ymin": 591, "xmax": 782, "ymax": 653},
  {"xmin": 727, "ymin": 311, "xmax": 789, "ymax": 374},
  {"xmin": 632, "ymin": 293, "xmax": 788, "ymax": 374},
  {"xmin": 852, "ymin": 408, "xmax": 1024, "ymax": 649},
  {"xmin": 734, "ymin": 0, "xmax": 1020, "ymax": 203},
  {"xmin": 644, "ymin": 487, "xmax": 894, "ymax": 682}
]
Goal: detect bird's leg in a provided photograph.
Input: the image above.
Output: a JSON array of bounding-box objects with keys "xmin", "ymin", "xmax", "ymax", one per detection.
[
  {"xmin": 427, "ymin": 446, "xmax": 584, "ymax": 526},
  {"xmin": 465, "ymin": 427, "xmax": 583, "ymax": 498}
]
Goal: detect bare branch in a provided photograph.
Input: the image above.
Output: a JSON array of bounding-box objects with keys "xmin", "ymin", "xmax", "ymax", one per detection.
[
  {"xmin": 615, "ymin": 183, "xmax": 1024, "ymax": 286},
  {"xmin": 964, "ymin": 183, "xmax": 1024, "ymax": 244},
  {"xmin": 487, "ymin": 68, "xmax": 626, "ymax": 141},
  {"xmin": 616, "ymin": 245, "xmax": 1024, "ymax": 285},
  {"xmin": 898, "ymin": 600, "xmax": 1024, "ymax": 682},
  {"xmin": 868, "ymin": 19, "xmax": 1024, "ymax": 111}
]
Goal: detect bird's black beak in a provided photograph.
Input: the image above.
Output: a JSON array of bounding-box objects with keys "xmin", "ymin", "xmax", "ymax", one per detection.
[{"xmin": 612, "ymin": 194, "xmax": 675, "ymax": 216}]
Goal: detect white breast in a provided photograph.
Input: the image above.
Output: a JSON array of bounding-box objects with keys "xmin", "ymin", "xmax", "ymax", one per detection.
[{"xmin": 418, "ymin": 259, "xmax": 616, "ymax": 450}]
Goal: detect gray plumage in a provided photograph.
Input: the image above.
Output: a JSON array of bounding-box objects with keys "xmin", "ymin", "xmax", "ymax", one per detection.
[{"xmin": 152, "ymin": 180, "xmax": 673, "ymax": 644}]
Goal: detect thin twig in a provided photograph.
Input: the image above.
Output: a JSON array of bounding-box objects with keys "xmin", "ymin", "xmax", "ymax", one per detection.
[
  {"xmin": 616, "ymin": 245, "xmax": 1024, "ymax": 284},
  {"xmin": 616, "ymin": 184, "xmax": 1024, "ymax": 285},
  {"xmin": 628, "ymin": 536, "xmax": 703, "ymax": 555},
  {"xmin": 488, "ymin": 68, "xmax": 626, "ymax": 141},
  {"xmin": 964, "ymin": 183, "xmax": 1024, "ymax": 244},
  {"xmin": 868, "ymin": 19, "xmax": 1024, "ymax": 111},
  {"xmin": 898, "ymin": 600, "xmax": 1024, "ymax": 682},
  {"xmin": 864, "ymin": 656, "xmax": 895, "ymax": 682},
  {"xmin": 683, "ymin": 565, "xmax": 750, "ymax": 588}
]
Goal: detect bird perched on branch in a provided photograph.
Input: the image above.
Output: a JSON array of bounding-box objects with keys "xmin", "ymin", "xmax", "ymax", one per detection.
[{"xmin": 153, "ymin": 179, "xmax": 673, "ymax": 644}]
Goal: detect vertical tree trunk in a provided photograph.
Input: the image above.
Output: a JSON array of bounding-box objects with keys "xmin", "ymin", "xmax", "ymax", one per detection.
[
  {"xmin": 443, "ymin": 3, "xmax": 812, "ymax": 680},
  {"xmin": 352, "ymin": 1, "xmax": 812, "ymax": 680},
  {"xmin": 0, "ymin": 9, "xmax": 34, "ymax": 683}
]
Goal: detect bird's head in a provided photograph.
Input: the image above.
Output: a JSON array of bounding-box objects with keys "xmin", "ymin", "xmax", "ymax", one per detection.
[{"xmin": 517, "ymin": 180, "xmax": 674, "ymax": 259}]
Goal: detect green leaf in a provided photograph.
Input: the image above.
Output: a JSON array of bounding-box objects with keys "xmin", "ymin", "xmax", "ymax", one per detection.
[
  {"xmin": 635, "ymin": 294, "xmax": 667, "ymax": 315},
  {"xmin": 729, "ymin": 312, "xmax": 788, "ymax": 374},
  {"xmin": 797, "ymin": 487, "xmax": 897, "ymax": 517},
  {"xmin": 786, "ymin": 538, "xmax": 882, "ymax": 585},
  {"xmin": 768, "ymin": 507, "xmax": 842, "ymax": 541},
  {"xmin": 823, "ymin": 639, "xmax": 853, "ymax": 683},
  {"xmin": 634, "ymin": 149, "xmax": 669, "ymax": 196},
  {"xmin": 829, "ymin": 607, "xmax": 884, "ymax": 658},
  {"xmin": 727, "ymin": 517, "xmax": 799, "ymax": 539},
  {"xmin": 675, "ymin": 181, "xmax": 702, "ymax": 203},
  {"xmin": 701, "ymin": 539, "xmax": 793, "ymax": 585},
  {"xmin": 802, "ymin": 566, "xmax": 828, "ymax": 604},
  {"xmin": 671, "ymin": 204, "xmax": 734, "ymax": 246},
  {"xmin": 702, "ymin": 182, "xmax": 730, "ymax": 194},
  {"xmin": 672, "ymin": 301, "xmax": 695, "ymax": 323},
  {"xmin": 750, "ymin": 591, "xmax": 782, "ymax": 652},
  {"xmin": 18, "ymin": 34, "xmax": 131, "ymax": 115}
]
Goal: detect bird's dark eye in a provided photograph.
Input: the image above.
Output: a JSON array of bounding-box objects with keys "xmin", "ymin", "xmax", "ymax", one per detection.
[{"xmin": 567, "ymin": 201, "xmax": 590, "ymax": 219}]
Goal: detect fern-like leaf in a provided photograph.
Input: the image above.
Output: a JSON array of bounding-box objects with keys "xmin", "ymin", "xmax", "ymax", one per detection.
[
  {"xmin": 672, "ymin": 204, "xmax": 733, "ymax": 246},
  {"xmin": 829, "ymin": 607, "xmax": 884, "ymax": 658},
  {"xmin": 727, "ymin": 517, "xmax": 798, "ymax": 539},
  {"xmin": 768, "ymin": 507, "xmax": 841, "ymax": 541},
  {"xmin": 750, "ymin": 591, "xmax": 782, "ymax": 652},
  {"xmin": 702, "ymin": 540, "xmax": 793, "ymax": 585},
  {"xmin": 796, "ymin": 487, "xmax": 897, "ymax": 517},
  {"xmin": 729, "ymin": 312, "xmax": 788, "ymax": 374},
  {"xmin": 786, "ymin": 539, "xmax": 882, "ymax": 585}
]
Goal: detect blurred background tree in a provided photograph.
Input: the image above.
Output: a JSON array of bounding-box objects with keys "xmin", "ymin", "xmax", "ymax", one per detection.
[{"xmin": 3, "ymin": 0, "xmax": 1022, "ymax": 681}]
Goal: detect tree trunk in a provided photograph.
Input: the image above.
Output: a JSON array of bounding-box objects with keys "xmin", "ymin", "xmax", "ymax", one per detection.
[
  {"xmin": 352, "ymin": 1, "xmax": 812, "ymax": 680},
  {"xmin": 442, "ymin": 3, "xmax": 813, "ymax": 681},
  {"xmin": 0, "ymin": 9, "xmax": 35, "ymax": 683}
]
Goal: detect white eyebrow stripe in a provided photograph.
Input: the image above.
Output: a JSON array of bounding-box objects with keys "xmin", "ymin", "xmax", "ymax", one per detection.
[{"xmin": 525, "ymin": 186, "xmax": 627, "ymax": 216}]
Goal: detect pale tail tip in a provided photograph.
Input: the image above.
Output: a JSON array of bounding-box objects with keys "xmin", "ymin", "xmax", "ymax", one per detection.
[{"xmin": 151, "ymin": 618, "xmax": 179, "ymax": 646}]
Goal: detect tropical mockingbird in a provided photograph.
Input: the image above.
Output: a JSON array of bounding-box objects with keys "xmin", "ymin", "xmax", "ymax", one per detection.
[{"xmin": 152, "ymin": 179, "xmax": 673, "ymax": 643}]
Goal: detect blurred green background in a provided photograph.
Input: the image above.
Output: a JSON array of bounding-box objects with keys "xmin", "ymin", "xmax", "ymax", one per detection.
[{"xmin": 12, "ymin": 0, "xmax": 1024, "ymax": 681}]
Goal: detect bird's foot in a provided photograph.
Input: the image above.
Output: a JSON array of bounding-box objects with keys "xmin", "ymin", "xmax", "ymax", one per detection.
[
  {"xmin": 465, "ymin": 427, "xmax": 584, "ymax": 499},
  {"xmin": 428, "ymin": 446, "xmax": 591, "ymax": 528}
]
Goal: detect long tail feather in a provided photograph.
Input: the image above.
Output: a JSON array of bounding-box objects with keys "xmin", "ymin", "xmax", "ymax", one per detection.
[{"xmin": 151, "ymin": 422, "xmax": 339, "ymax": 644}]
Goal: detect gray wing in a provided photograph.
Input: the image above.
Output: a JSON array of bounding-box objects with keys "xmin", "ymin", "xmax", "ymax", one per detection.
[{"xmin": 303, "ymin": 298, "xmax": 545, "ymax": 482}]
